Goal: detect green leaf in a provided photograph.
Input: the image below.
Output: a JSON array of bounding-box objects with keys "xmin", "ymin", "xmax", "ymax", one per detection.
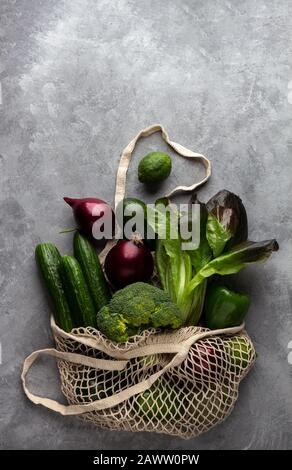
[
  {"xmin": 150, "ymin": 202, "xmax": 210, "ymax": 324},
  {"xmin": 206, "ymin": 189, "xmax": 248, "ymax": 253},
  {"xmin": 185, "ymin": 280, "xmax": 207, "ymax": 326},
  {"xmin": 206, "ymin": 213, "xmax": 232, "ymax": 257},
  {"xmin": 187, "ymin": 239, "xmax": 279, "ymax": 292},
  {"xmin": 147, "ymin": 204, "xmax": 179, "ymax": 240},
  {"xmin": 155, "ymin": 239, "xmax": 168, "ymax": 291},
  {"xmin": 188, "ymin": 196, "xmax": 212, "ymax": 271}
]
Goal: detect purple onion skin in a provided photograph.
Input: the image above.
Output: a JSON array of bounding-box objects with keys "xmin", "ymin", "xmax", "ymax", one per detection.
[
  {"xmin": 192, "ymin": 344, "xmax": 216, "ymax": 374},
  {"xmin": 64, "ymin": 197, "xmax": 114, "ymax": 245},
  {"xmin": 104, "ymin": 240, "xmax": 154, "ymax": 289}
]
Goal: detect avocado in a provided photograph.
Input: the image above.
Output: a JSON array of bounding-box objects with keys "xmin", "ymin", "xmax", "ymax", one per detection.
[{"xmin": 138, "ymin": 152, "xmax": 172, "ymax": 184}]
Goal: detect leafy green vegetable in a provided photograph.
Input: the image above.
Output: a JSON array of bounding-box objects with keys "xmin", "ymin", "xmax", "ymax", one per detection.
[
  {"xmin": 188, "ymin": 195, "xmax": 212, "ymax": 271},
  {"xmin": 147, "ymin": 192, "xmax": 278, "ymax": 327},
  {"xmin": 186, "ymin": 280, "xmax": 207, "ymax": 326},
  {"xmin": 206, "ymin": 190, "xmax": 248, "ymax": 257},
  {"xmin": 206, "ymin": 213, "xmax": 232, "ymax": 257},
  {"xmin": 149, "ymin": 200, "xmax": 210, "ymax": 325},
  {"xmin": 96, "ymin": 282, "xmax": 183, "ymax": 342},
  {"xmin": 187, "ymin": 239, "xmax": 279, "ymax": 293},
  {"xmin": 155, "ymin": 240, "xmax": 168, "ymax": 291}
]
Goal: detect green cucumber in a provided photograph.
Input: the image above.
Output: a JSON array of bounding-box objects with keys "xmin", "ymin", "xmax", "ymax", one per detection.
[
  {"xmin": 35, "ymin": 243, "xmax": 73, "ymax": 332},
  {"xmin": 73, "ymin": 232, "xmax": 111, "ymax": 311},
  {"xmin": 60, "ymin": 255, "xmax": 97, "ymax": 328}
]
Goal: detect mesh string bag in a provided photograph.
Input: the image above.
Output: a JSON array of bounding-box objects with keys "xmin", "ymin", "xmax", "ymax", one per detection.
[
  {"xmin": 22, "ymin": 125, "xmax": 256, "ymax": 438},
  {"xmin": 22, "ymin": 318, "xmax": 255, "ymax": 439}
]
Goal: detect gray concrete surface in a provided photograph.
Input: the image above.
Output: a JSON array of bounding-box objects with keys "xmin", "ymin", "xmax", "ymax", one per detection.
[{"xmin": 0, "ymin": 0, "xmax": 292, "ymax": 450}]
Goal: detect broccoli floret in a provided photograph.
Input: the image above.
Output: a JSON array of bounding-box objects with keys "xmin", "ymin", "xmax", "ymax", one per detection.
[
  {"xmin": 152, "ymin": 302, "xmax": 183, "ymax": 329},
  {"xmin": 96, "ymin": 282, "xmax": 182, "ymax": 342},
  {"xmin": 96, "ymin": 306, "xmax": 129, "ymax": 343}
]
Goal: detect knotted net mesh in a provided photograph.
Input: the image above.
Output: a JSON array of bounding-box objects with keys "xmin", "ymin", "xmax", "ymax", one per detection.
[{"xmin": 54, "ymin": 325, "xmax": 256, "ymax": 439}]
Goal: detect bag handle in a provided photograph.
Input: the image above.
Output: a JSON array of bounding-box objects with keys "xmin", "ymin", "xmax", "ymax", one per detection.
[
  {"xmin": 114, "ymin": 123, "xmax": 211, "ymax": 208},
  {"xmin": 22, "ymin": 324, "xmax": 244, "ymax": 416},
  {"xmin": 100, "ymin": 123, "xmax": 211, "ymax": 260}
]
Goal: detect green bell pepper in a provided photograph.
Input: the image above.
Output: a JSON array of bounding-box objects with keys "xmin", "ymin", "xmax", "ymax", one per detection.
[{"xmin": 205, "ymin": 284, "xmax": 250, "ymax": 329}]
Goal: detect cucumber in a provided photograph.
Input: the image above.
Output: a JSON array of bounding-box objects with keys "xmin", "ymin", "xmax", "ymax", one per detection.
[
  {"xmin": 60, "ymin": 255, "xmax": 97, "ymax": 328},
  {"xmin": 35, "ymin": 243, "xmax": 73, "ymax": 332},
  {"xmin": 73, "ymin": 232, "xmax": 111, "ymax": 311}
]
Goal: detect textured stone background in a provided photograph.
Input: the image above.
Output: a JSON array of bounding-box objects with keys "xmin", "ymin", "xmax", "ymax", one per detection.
[{"xmin": 0, "ymin": 0, "xmax": 292, "ymax": 450}]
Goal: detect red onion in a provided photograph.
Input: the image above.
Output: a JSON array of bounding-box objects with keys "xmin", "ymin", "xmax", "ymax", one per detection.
[
  {"xmin": 64, "ymin": 197, "xmax": 114, "ymax": 244},
  {"xmin": 104, "ymin": 237, "xmax": 154, "ymax": 288}
]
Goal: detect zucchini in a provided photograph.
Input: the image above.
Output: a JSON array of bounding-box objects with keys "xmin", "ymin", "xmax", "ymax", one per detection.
[
  {"xmin": 35, "ymin": 243, "xmax": 73, "ymax": 332},
  {"xmin": 60, "ymin": 255, "xmax": 97, "ymax": 328},
  {"xmin": 73, "ymin": 232, "xmax": 111, "ymax": 311}
]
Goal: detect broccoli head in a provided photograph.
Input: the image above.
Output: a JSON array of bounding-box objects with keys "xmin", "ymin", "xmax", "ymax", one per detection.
[{"xmin": 96, "ymin": 282, "xmax": 182, "ymax": 342}]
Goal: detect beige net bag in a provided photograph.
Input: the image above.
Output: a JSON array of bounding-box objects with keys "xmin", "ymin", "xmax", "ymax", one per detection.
[{"xmin": 22, "ymin": 125, "xmax": 256, "ymax": 439}]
